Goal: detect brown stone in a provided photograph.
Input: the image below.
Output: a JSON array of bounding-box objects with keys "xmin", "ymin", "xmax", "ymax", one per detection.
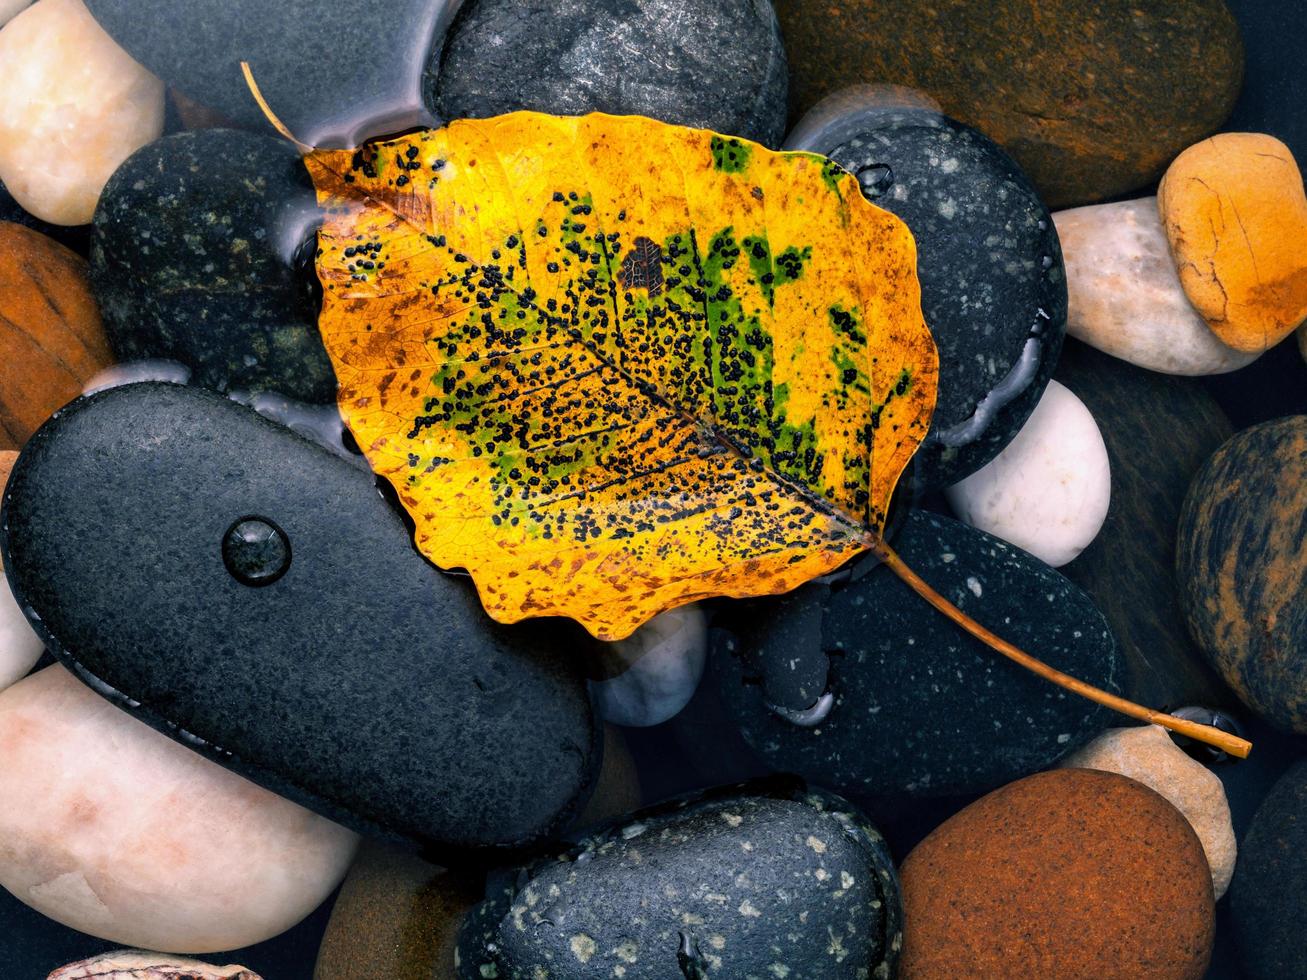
[
  {"xmin": 0, "ymin": 450, "xmax": 15, "ymax": 492},
  {"xmin": 774, "ymin": 0, "xmax": 1244, "ymax": 209},
  {"xmin": 900, "ymin": 768, "xmax": 1214, "ymax": 979},
  {"xmin": 0, "ymin": 221, "xmax": 112, "ymax": 450},
  {"xmin": 1159, "ymin": 133, "xmax": 1307, "ymax": 353},
  {"xmin": 314, "ymin": 842, "xmax": 479, "ymax": 980},
  {"xmin": 573, "ymin": 724, "xmax": 642, "ymax": 830}
]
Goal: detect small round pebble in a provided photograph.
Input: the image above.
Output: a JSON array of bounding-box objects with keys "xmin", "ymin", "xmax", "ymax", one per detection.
[
  {"xmin": 0, "ymin": 0, "xmax": 163, "ymax": 225},
  {"xmin": 431, "ymin": 0, "xmax": 789, "ymax": 147},
  {"xmin": 1059, "ymin": 725, "xmax": 1236, "ymax": 898},
  {"xmin": 1232, "ymin": 760, "xmax": 1307, "ymax": 979},
  {"xmin": 0, "ymin": 665, "xmax": 359, "ymax": 953},
  {"xmin": 1055, "ymin": 198, "xmax": 1260, "ymax": 375},
  {"xmin": 945, "ymin": 379, "xmax": 1110, "ymax": 567},
  {"xmin": 900, "ymin": 768, "xmax": 1214, "ymax": 979},
  {"xmin": 590, "ymin": 604, "xmax": 707, "ymax": 728},
  {"xmin": 1177, "ymin": 416, "xmax": 1307, "ymax": 731},
  {"xmin": 1159, "ymin": 133, "xmax": 1307, "ymax": 354}
]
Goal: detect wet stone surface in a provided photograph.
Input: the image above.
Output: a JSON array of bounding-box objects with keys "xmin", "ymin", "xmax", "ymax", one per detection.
[
  {"xmin": 788, "ymin": 105, "xmax": 1066, "ymax": 489},
  {"xmin": 0, "ymin": 383, "xmax": 600, "ymax": 855},
  {"xmin": 455, "ymin": 779, "xmax": 902, "ymax": 980},
  {"xmin": 81, "ymin": 0, "xmax": 460, "ymax": 146},
  {"xmin": 431, "ymin": 0, "xmax": 790, "ymax": 148},
  {"xmin": 711, "ymin": 510, "xmax": 1121, "ymax": 799},
  {"xmin": 90, "ymin": 130, "xmax": 335, "ymax": 404}
]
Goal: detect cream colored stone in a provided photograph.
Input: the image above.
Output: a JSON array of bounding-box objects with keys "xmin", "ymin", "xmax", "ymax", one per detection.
[
  {"xmin": 1055, "ymin": 198, "xmax": 1259, "ymax": 376},
  {"xmin": 0, "ymin": 0, "xmax": 30, "ymax": 25},
  {"xmin": 0, "ymin": 0, "xmax": 163, "ymax": 225},
  {"xmin": 945, "ymin": 380, "xmax": 1110, "ymax": 568},
  {"xmin": 0, "ymin": 666, "xmax": 359, "ymax": 952},
  {"xmin": 0, "ymin": 451, "xmax": 43, "ymax": 691},
  {"xmin": 49, "ymin": 950, "xmax": 261, "ymax": 979},
  {"xmin": 1060, "ymin": 724, "xmax": 1236, "ymax": 899}
]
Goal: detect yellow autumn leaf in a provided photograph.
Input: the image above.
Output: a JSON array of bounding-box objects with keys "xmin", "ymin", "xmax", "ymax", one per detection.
[{"xmin": 304, "ymin": 112, "xmax": 936, "ymax": 640}]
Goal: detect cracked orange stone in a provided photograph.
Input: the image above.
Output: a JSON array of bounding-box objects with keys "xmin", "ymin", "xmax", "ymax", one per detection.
[{"xmin": 1158, "ymin": 133, "xmax": 1307, "ymax": 354}]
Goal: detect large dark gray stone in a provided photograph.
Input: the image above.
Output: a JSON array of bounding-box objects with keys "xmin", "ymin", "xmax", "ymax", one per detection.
[
  {"xmin": 82, "ymin": 0, "xmax": 460, "ymax": 146},
  {"xmin": 456, "ymin": 780, "xmax": 901, "ymax": 979},
  {"xmin": 0, "ymin": 383, "xmax": 600, "ymax": 856},
  {"xmin": 91, "ymin": 130, "xmax": 336, "ymax": 404},
  {"xmin": 1057, "ymin": 340, "xmax": 1236, "ymax": 712},
  {"xmin": 787, "ymin": 102, "xmax": 1066, "ymax": 489},
  {"xmin": 711, "ymin": 510, "xmax": 1122, "ymax": 798},
  {"xmin": 431, "ymin": 0, "xmax": 790, "ymax": 148}
]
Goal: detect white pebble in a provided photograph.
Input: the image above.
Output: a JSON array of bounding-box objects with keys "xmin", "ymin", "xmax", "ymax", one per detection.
[
  {"xmin": 49, "ymin": 950, "xmax": 261, "ymax": 979},
  {"xmin": 945, "ymin": 380, "xmax": 1110, "ymax": 568},
  {"xmin": 1059, "ymin": 725, "xmax": 1237, "ymax": 899},
  {"xmin": 0, "ymin": 666, "xmax": 358, "ymax": 952},
  {"xmin": 591, "ymin": 605, "xmax": 707, "ymax": 728},
  {"xmin": 0, "ymin": 0, "xmax": 163, "ymax": 225},
  {"xmin": 1054, "ymin": 198, "xmax": 1259, "ymax": 376}
]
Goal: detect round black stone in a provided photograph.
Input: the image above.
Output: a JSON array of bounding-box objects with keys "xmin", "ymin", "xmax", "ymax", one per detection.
[{"xmin": 222, "ymin": 517, "xmax": 292, "ymax": 587}]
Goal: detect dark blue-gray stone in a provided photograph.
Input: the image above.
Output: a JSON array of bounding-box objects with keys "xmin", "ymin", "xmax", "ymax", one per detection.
[
  {"xmin": 90, "ymin": 130, "xmax": 336, "ymax": 404},
  {"xmin": 787, "ymin": 105, "xmax": 1067, "ymax": 490},
  {"xmin": 82, "ymin": 0, "xmax": 459, "ymax": 146},
  {"xmin": 0, "ymin": 382, "xmax": 600, "ymax": 855},
  {"xmin": 456, "ymin": 779, "xmax": 901, "ymax": 979},
  {"xmin": 430, "ymin": 0, "xmax": 790, "ymax": 148},
  {"xmin": 1231, "ymin": 760, "xmax": 1307, "ymax": 979},
  {"xmin": 711, "ymin": 510, "xmax": 1121, "ymax": 798}
]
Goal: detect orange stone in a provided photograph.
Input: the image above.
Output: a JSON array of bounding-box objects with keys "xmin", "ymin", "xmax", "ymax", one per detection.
[
  {"xmin": 0, "ymin": 221, "xmax": 113, "ymax": 449},
  {"xmin": 1159, "ymin": 134, "xmax": 1307, "ymax": 354},
  {"xmin": 900, "ymin": 768, "xmax": 1214, "ymax": 980}
]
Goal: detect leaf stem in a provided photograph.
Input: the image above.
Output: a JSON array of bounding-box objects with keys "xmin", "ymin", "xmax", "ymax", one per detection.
[
  {"xmin": 240, "ymin": 62, "xmax": 313, "ymax": 155},
  {"xmin": 865, "ymin": 535, "xmax": 1252, "ymax": 759}
]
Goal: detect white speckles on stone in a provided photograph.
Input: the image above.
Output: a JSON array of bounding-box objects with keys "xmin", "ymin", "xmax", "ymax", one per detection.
[
  {"xmin": 738, "ymin": 899, "xmax": 761, "ymax": 918},
  {"xmin": 0, "ymin": 0, "xmax": 164, "ymax": 225},
  {"xmin": 569, "ymin": 934, "xmax": 597, "ymax": 963},
  {"xmin": 840, "ymin": 871, "xmax": 855, "ymax": 890},
  {"xmin": 1055, "ymin": 198, "xmax": 1260, "ymax": 376},
  {"xmin": 937, "ymin": 198, "xmax": 958, "ymax": 219},
  {"xmin": 806, "ymin": 835, "xmax": 827, "ymax": 854},
  {"xmin": 965, "ymin": 576, "xmax": 983, "ymax": 597},
  {"xmin": 720, "ymin": 812, "xmax": 743, "ymax": 828},
  {"xmin": 945, "ymin": 380, "xmax": 1111, "ymax": 567}
]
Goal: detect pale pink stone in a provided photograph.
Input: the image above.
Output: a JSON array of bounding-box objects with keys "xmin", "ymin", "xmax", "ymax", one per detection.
[
  {"xmin": 0, "ymin": 0, "xmax": 164, "ymax": 225},
  {"xmin": 0, "ymin": 666, "xmax": 358, "ymax": 952},
  {"xmin": 49, "ymin": 950, "xmax": 261, "ymax": 979}
]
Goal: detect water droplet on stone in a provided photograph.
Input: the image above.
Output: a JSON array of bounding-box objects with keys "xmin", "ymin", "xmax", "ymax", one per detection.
[
  {"xmin": 767, "ymin": 691, "xmax": 836, "ymax": 727},
  {"xmin": 222, "ymin": 517, "xmax": 291, "ymax": 587},
  {"xmin": 855, "ymin": 163, "xmax": 894, "ymax": 198}
]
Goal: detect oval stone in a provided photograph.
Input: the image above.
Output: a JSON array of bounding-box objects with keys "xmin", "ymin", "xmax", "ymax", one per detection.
[
  {"xmin": 1176, "ymin": 416, "xmax": 1307, "ymax": 732},
  {"xmin": 711, "ymin": 510, "xmax": 1121, "ymax": 798},
  {"xmin": 90, "ymin": 131, "xmax": 335, "ymax": 404},
  {"xmin": 455, "ymin": 780, "xmax": 902, "ymax": 979},
  {"xmin": 0, "ymin": 383, "xmax": 600, "ymax": 854},
  {"xmin": 431, "ymin": 0, "xmax": 789, "ymax": 148},
  {"xmin": 786, "ymin": 100, "xmax": 1066, "ymax": 489},
  {"xmin": 900, "ymin": 769, "xmax": 1214, "ymax": 979}
]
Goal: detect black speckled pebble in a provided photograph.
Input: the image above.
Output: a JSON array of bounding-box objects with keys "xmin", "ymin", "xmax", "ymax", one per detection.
[
  {"xmin": 787, "ymin": 104, "xmax": 1067, "ymax": 489},
  {"xmin": 456, "ymin": 779, "xmax": 901, "ymax": 979},
  {"xmin": 0, "ymin": 383, "xmax": 600, "ymax": 855},
  {"xmin": 711, "ymin": 510, "xmax": 1121, "ymax": 798},
  {"xmin": 82, "ymin": 0, "xmax": 458, "ymax": 146},
  {"xmin": 1232, "ymin": 760, "xmax": 1307, "ymax": 979},
  {"xmin": 431, "ymin": 0, "xmax": 790, "ymax": 148},
  {"xmin": 91, "ymin": 130, "xmax": 336, "ymax": 404}
]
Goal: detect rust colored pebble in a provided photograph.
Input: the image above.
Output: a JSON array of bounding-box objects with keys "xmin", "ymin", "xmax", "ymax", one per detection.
[
  {"xmin": 900, "ymin": 768, "xmax": 1214, "ymax": 980},
  {"xmin": 1159, "ymin": 134, "xmax": 1307, "ymax": 354},
  {"xmin": 0, "ymin": 221, "xmax": 112, "ymax": 450}
]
